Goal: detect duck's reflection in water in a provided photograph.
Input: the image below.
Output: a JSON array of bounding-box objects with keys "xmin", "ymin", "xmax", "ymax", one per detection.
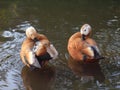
[
  {"xmin": 21, "ymin": 65, "xmax": 56, "ymax": 90},
  {"xmin": 68, "ymin": 59, "xmax": 105, "ymax": 84}
]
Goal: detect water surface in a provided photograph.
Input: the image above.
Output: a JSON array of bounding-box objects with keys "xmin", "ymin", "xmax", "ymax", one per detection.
[{"xmin": 0, "ymin": 0, "xmax": 120, "ymax": 90}]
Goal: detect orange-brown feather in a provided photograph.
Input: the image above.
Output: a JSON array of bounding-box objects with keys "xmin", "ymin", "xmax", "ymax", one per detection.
[
  {"xmin": 20, "ymin": 38, "xmax": 35, "ymax": 67},
  {"xmin": 20, "ymin": 33, "xmax": 50, "ymax": 67},
  {"xmin": 67, "ymin": 32, "xmax": 99, "ymax": 62},
  {"xmin": 34, "ymin": 33, "xmax": 50, "ymax": 56},
  {"xmin": 68, "ymin": 32, "xmax": 84, "ymax": 60}
]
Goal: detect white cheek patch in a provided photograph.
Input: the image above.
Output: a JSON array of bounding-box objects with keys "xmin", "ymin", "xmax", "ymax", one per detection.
[
  {"xmin": 80, "ymin": 24, "xmax": 91, "ymax": 35},
  {"xmin": 84, "ymin": 29, "xmax": 90, "ymax": 36},
  {"xmin": 81, "ymin": 27, "xmax": 90, "ymax": 35}
]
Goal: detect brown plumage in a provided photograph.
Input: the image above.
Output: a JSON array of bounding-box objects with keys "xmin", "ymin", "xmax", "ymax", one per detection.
[
  {"xmin": 20, "ymin": 27, "xmax": 58, "ymax": 69},
  {"xmin": 67, "ymin": 24, "xmax": 103, "ymax": 62}
]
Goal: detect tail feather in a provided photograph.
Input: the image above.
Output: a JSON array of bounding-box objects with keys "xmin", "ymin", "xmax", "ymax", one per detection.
[
  {"xmin": 91, "ymin": 46, "xmax": 101, "ymax": 59},
  {"xmin": 36, "ymin": 52, "xmax": 52, "ymax": 66}
]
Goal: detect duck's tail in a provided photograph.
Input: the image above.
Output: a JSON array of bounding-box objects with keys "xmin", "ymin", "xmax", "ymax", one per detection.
[{"xmin": 91, "ymin": 46, "xmax": 104, "ymax": 60}]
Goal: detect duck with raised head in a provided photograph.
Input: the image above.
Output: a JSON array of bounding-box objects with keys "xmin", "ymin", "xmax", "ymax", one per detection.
[
  {"xmin": 67, "ymin": 24, "xmax": 104, "ymax": 62},
  {"xmin": 20, "ymin": 27, "xmax": 58, "ymax": 69}
]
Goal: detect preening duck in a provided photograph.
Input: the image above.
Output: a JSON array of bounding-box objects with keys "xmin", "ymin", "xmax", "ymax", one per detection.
[
  {"xmin": 67, "ymin": 24, "xmax": 104, "ymax": 62},
  {"xmin": 20, "ymin": 26, "xmax": 58, "ymax": 69}
]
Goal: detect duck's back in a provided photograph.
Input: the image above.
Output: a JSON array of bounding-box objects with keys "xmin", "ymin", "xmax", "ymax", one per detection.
[
  {"xmin": 21, "ymin": 38, "xmax": 35, "ymax": 54},
  {"xmin": 67, "ymin": 32, "xmax": 84, "ymax": 60}
]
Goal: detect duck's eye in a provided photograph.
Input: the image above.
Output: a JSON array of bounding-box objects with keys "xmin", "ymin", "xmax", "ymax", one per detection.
[{"xmin": 84, "ymin": 29, "xmax": 86, "ymax": 31}]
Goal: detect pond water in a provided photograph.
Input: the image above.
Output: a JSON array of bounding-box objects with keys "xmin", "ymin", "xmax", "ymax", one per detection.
[{"xmin": 0, "ymin": 0, "xmax": 120, "ymax": 90}]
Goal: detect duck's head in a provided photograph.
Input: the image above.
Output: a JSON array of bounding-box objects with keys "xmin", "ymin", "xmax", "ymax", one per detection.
[
  {"xmin": 80, "ymin": 24, "xmax": 92, "ymax": 40},
  {"xmin": 26, "ymin": 26, "xmax": 38, "ymax": 41}
]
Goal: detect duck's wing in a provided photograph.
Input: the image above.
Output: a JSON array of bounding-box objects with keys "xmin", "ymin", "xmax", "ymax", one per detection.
[
  {"xmin": 33, "ymin": 41, "xmax": 47, "ymax": 56},
  {"xmin": 81, "ymin": 44, "xmax": 104, "ymax": 60},
  {"xmin": 25, "ymin": 51, "xmax": 41, "ymax": 68},
  {"xmin": 81, "ymin": 46, "xmax": 94, "ymax": 58},
  {"xmin": 47, "ymin": 44, "xmax": 58, "ymax": 59}
]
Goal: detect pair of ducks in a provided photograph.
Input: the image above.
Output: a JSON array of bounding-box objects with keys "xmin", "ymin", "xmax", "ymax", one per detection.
[{"xmin": 20, "ymin": 24, "xmax": 104, "ymax": 69}]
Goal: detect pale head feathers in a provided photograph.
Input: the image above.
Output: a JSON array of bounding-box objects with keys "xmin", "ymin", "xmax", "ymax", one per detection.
[
  {"xmin": 80, "ymin": 24, "xmax": 92, "ymax": 36},
  {"xmin": 26, "ymin": 26, "xmax": 37, "ymax": 39}
]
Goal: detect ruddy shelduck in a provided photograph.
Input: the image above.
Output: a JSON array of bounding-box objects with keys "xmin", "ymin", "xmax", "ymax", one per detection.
[
  {"xmin": 20, "ymin": 26, "xmax": 58, "ymax": 69},
  {"xmin": 67, "ymin": 24, "xmax": 104, "ymax": 62}
]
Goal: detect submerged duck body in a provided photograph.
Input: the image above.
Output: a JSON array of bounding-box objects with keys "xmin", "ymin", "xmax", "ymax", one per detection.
[
  {"xmin": 67, "ymin": 24, "xmax": 103, "ymax": 62},
  {"xmin": 20, "ymin": 27, "xmax": 58, "ymax": 69}
]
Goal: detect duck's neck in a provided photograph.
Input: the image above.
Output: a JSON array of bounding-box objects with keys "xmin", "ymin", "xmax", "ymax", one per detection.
[{"xmin": 81, "ymin": 35, "xmax": 89, "ymax": 41}]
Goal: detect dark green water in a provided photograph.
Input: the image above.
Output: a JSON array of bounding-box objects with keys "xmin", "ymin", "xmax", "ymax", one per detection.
[{"xmin": 0, "ymin": 0, "xmax": 120, "ymax": 90}]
